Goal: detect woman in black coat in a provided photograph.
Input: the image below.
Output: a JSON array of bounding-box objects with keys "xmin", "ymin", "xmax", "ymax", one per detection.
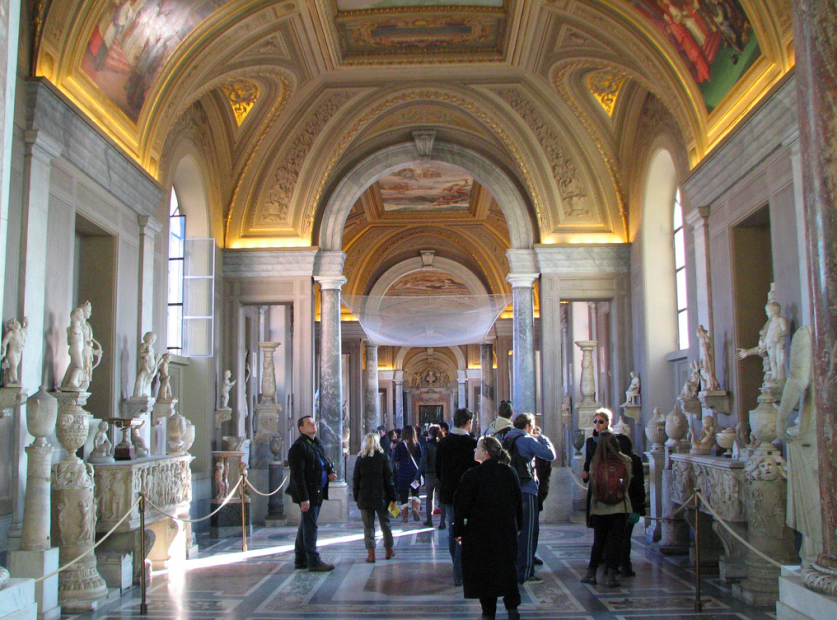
[
  {"xmin": 454, "ymin": 436, "xmax": 522, "ymax": 620},
  {"xmin": 353, "ymin": 433, "xmax": 397, "ymax": 563}
]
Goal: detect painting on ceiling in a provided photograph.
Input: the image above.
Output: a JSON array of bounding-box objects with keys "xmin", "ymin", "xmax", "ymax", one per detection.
[
  {"xmin": 629, "ymin": 0, "xmax": 760, "ymax": 112},
  {"xmin": 387, "ymin": 271, "xmax": 470, "ymax": 296},
  {"xmin": 335, "ymin": 1, "xmax": 504, "ymax": 10},
  {"xmin": 81, "ymin": 0, "xmax": 232, "ymax": 123},
  {"xmin": 379, "ymin": 164, "xmax": 473, "ymax": 211}
]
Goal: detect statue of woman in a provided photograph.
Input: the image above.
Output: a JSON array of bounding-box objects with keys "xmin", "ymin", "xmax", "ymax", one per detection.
[
  {"xmin": 133, "ymin": 332, "xmax": 159, "ymax": 398},
  {"xmin": 0, "ymin": 316, "xmax": 28, "ymax": 386},
  {"xmin": 696, "ymin": 325, "xmax": 720, "ymax": 391},
  {"xmin": 60, "ymin": 308, "xmax": 86, "ymax": 391},
  {"xmin": 156, "ymin": 352, "xmax": 173, "ymax": 403}
]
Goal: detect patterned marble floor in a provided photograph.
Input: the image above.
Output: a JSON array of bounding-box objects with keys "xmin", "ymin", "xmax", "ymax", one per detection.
[{"xmin": 63, "ymin": 517, "xmax": 777, "ymax": 620}]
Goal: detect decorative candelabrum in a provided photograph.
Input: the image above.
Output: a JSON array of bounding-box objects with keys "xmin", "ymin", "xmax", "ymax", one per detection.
[
  {"xmin": 574, "ymin": 340, "xmax": 601, "ymax": 436},
  {"xmin": 52, "ymin": 391, "xmax": 107, "ymax": 606}
]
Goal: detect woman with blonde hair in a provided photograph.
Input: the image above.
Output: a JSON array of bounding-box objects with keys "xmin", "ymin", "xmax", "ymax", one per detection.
[
  {"xmin": 353, "ymin": 432, "xmax": 397, "ymax": 562},
  {"xmin": 454, "ymin": 436, "xmax": 522, "ymax": 620},
  {"xmin": 580, "ymin": 430, "xmax": 633, "ymax": 587}
]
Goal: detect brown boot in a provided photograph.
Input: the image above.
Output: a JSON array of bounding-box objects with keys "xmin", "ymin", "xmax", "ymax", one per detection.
[
  {"xmin": 366, "ymin": 549, "xmax": 375, "ymax": 563},
  {"xmin": 385, "ymin": 547, "xmax": 395, "ymax": 560},
  {"xmin": 401, "ymin": 505, "xmax": 409, "ymax": 523}
]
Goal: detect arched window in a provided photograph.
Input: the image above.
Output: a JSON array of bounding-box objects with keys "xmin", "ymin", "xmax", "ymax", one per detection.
[
  {"xmin": 673, "ymin": 188, "xmax": 689, "ymax": 349},
  {"xmin": 168, "ymin": 187, "xmax": 185, "ymax": 354}
]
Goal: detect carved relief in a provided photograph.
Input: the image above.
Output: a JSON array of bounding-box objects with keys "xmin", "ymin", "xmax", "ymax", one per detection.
[
  {"xmin": 221, "ymin": 80, "xmax": 260, "ymax": 126},
  {"xmin": 494, "ymin": 88, "xmax": 592, "ymax": 221},
  {"xmin": 587, "ymin": 70, "xmax": 626, "ymax": 117}
]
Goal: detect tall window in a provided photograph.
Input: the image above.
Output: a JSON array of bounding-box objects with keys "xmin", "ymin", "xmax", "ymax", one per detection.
[
  {"xmin": 673, "ymin": 189, "xmax": 689, "ymax": 349},
  {"xmin": 168, "ymin": 188, "xmax": 185, "ymax": 354}
]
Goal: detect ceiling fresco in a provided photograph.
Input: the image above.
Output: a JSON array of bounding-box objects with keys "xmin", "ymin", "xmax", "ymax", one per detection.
[
  {"xmin": 81, "ymin": 0, "xmax": 233, "ymax": 122},
  {"xmin": 378, "ymin": 165, "xmax": 474, "ymax": 212},
  {"xmin": 386, "ymin": 271, "xmax": 471, "ymax": 296},
  {"xmin": 335, "ymin": 1, "xmax": 504, "ymax": 9},
  {"xmin": 628, "ymin": 0, "xmax": 760, "ymax": 112}
]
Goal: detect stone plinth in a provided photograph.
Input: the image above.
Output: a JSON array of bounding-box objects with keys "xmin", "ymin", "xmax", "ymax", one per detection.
[
  {"xmin": 0, "ymin": 578, "xmax": 37, "ymax": 620},
  {"xmin": 699, "ymin": 390, "xmax": 730, "ymax": 415},
  {"xmin": 93, "ymin": 454, "xmax": 193, "ymax": 575},
  {"xmin": 777, "ymin": 566, "xmax": 837, "ymax": 620},
  {"xmin": 644, "ymin": 449, "xmax": 664, "ymax": 544},
  {"xmin": 264, "ymin": 462, "xmax": 286, "ymax": 526},
  {"xmin": 97, "ymin": 553, "xmax": 132, "ymax": 593},
  {"xmin": 621, "ymin": 403, "xmax": 641, "ymax": 422},
  {"xmin": 284, "ymin": 483, "xmax": 348, "ymax": 525},
  {"xmin": 252, "ymin": 403, "xmax": 281, "ymax": 469},
  {"xmin": 7, "ymin": 549, "xmax": 59, "ymax": 620},
  {"xmin": 210, "ymin": 502, "xmax": 251, "ymax": 538}
]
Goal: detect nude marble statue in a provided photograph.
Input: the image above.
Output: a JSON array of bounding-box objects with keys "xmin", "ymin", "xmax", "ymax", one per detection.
[
  {"xmin": 697, "ymin": 324, "xmax": 720, "ymax": 391},
  {"xmin": 133, "ymin": 332, "xmax": 160, "ymax": 398},
  {"xmin": 220, "ymin": 369, "xmax": 235, "ymax": 409},
  {"xmin": 0, "ymin": 316, "xmax": 28, "ymax": 386}
]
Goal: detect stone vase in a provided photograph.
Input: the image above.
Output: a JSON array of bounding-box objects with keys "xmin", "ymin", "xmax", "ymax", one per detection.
[
  {"xmin": 168, "ymin": 411, "xmax": 186, "ymax": 455},
  {"xmin": 717, "ymin": 427, "xmax": 737, "ymax": 451},
  {"xmin": 749, "ymin": 385, "xmax": 782, "ymax": 449},
  {"xmin": 21, "ymin": 389, "xmax": 59, "ymax": 551},
  {"xmin": 665, "ymin": 404, "xmax": 689, "ymax": 449},
  {"xmin": 572, "ymin": 429, "xmax": 585, "ymax": 455},
  {"xmin": 645, "ymin": 407, "xmax": 667, "ymax": 452}
]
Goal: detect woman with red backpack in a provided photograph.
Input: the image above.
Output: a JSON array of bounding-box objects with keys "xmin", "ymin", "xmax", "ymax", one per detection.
[{"xmin": 580, "ymin": 430, "xmax": 633, "ymax": 587}]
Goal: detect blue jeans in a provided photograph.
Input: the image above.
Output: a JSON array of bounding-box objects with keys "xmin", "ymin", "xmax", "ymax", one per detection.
[
  {"xmin": 442, "ymin": 503, "xmax": 462, "ymax": 585},
  {"xmin": 294, "ymin": 504, "xmax": 321, "ymax": 567},
  {"xmin": 518, "ymin": 493, "xmax": 538, "ymax": 582}
]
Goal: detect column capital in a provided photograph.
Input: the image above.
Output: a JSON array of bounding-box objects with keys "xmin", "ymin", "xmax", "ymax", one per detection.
[
  {"xmin": 394, "ymin": 370, "xmax": 404, "ymax": 383},
  {"xmin": 506, "ymin": 273, "xmax": 539, "ymax": 288},
  {"xmin": 685, "ymin": 205, "xmax": 710, "ymax": 228},
  {"xmin": 138, "ymin": 215, "xmax": 162, "ymax": 236},
  {"xmin": 505, "ymin": 248, "xmax": 538, "ymax": 273},
  {"xmin": 314, "ymin": 250, "xmax": 347, "ymax": 278},
  {"xmin": 314, "ymin": 275, "xmax": 347, "ymax": 291}
]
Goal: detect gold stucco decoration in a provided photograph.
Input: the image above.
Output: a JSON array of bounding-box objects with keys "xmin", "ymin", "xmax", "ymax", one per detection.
[
  {"xmin": 586, "ymin": 70, "xmax": 625, "ymax": 117},
  {"xmin": 221, "ymin": 80, "xmax": 260, "ymax": 126}
]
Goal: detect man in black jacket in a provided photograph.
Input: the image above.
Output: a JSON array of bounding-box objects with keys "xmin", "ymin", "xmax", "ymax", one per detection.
[
  {"xmin": 435, "ymin": 408, "xmax": 477, "ymax": 586},
  {"xmin": 288, "ymin": 415, "xmax": 337, "ymax": 572}
]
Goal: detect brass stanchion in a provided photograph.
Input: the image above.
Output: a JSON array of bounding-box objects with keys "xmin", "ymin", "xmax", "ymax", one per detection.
[
  {"xmin": 694, "ymin": 490, "xmax": 702, "ymax": 612},
  {"xmin": 240, "ymin": 467, "xmax": 248, "ymax": 552},
  {"xmin": 140, "ymin": 493, "xmax": 148, "ymax": 615}
]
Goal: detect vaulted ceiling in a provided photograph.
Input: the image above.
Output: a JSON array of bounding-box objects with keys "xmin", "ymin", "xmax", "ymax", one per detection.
[{"xmin": 35, "ymin": 0, "xmax": 794, "ymax": 251}]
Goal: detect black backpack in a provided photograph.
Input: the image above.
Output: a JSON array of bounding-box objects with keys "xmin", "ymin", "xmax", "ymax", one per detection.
[{"xmin": 503, "ymin": 434, "xmax": 534, "ymax": 484}]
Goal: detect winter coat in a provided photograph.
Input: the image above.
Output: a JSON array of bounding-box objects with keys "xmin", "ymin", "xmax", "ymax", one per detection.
[
  {"xmin": 353, "ymin": 451, "xmax": 397, "ymax": 511},
  {"xmin": 453, "ymin": 459, "xmax": 522, "ymax": 600},
  {"xmin": 627, "ymin": 453, "xmax": 646, "ymax": 517},
  {"xmin": 392, "ymin": 441, "xmax": 422, "ymax": 492},
  {"xmin": 435, "ymin": 431, "xmax": 478, "ymax": 505},
  {"xmin": 287, "ymin": 434, "xmax": 334, "ymax": 506},
  {"xmin": 418, "ymin": 439, "xmax": 438, "ymax": 475}
]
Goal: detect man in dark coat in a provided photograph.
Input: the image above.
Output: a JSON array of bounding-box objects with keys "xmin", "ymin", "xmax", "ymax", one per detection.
[
  {"xmin": 454, "ymin": 439, "xmax": 523, "ymax": 620},
  {"xmin": 288, "ymin": 415, "xmax": 337, "ymax": 571},
  {"xmin": 435, "ymin": 408, "xmax": 477, "ymax": 586}
]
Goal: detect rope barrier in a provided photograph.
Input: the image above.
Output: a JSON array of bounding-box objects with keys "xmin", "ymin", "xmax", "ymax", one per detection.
[
  {"xmin": 245, "ymin": 473, "xmax": 289, "ymax": 497},
  {"xmin": 568, "ymin": 470, "xmax": 590, "ymax": 491},
  {"xmin": 34, "ymin": 496, "xmax": 142, "ymax": 584},
  {"xmin": 144, "ymin": 476, "xmax": 243, "ymax": 524},
  {"xmin": 643, "ymin": 494, "xmax": 696, "ymax": 521},
  {"xmin": 696, "ymin": 491, "xmax": 784, "ymax": 569}
]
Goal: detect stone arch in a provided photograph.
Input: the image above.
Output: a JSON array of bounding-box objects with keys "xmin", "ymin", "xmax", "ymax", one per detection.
[
  {"xmin": 368, "ymin": 257, "xmax": 489, "ymax": 298},
  {"xmin": 318, "ymin": 141, "xmax": 535, "ymax": 252},
  {"xmin": 395, "ymin": 345, "xmax": 467, "ymax": 371}
]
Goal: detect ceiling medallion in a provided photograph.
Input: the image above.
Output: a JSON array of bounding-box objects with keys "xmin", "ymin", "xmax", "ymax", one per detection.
[
  {"xmin": 586, "ymin": 70, "xmax": 626, "ymax": 117},
  {"xmin": 221, "ymin": 80, "xmax": 260, "ymax": 126}
]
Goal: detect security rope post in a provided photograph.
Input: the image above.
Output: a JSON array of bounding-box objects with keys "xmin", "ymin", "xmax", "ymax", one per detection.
[
  {"xmin": 693, "ymin": 488, "xmax": 702, "ymax": 613},
  {"xmin": 140, "ymin": 492, "xmax": 148, "ymax": 615},
  {"xmin": 240, "ymin": 469, "xmax": 248, "ymax": 552}
]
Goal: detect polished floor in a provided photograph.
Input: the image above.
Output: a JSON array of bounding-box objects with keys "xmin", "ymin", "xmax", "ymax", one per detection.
[{"xmin": 64, "ymin": 514, "xmax": 777, "ymax": 620}]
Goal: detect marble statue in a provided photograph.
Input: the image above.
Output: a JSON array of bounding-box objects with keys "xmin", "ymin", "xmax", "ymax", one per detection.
[
  {"xmin": 696, "ymin": 324, "xmax": 720, "ymax": 391},
  {"xmin": 680, "ymin": 359, "xmax": 700, "ymax": 400},
  {"xmin": 0, "ymin": 316, "xmax": 28, "ymax": 386},
  {"xmin": 156, "ymin": 352, "xmax": 173, "ymax": 402},
  {"xmin": 736, "ymin": 284, "xmax": 789, "ymax": 388},
  {"xmin": 60, "ymin": 307, "xmax": 86, "ymax": 390},
  {"xmin": 80, "ymin": 301, "xmax": 103, "ymax": 390},
  {"xmin": 623, "ymin": 371, "xmax": 640, "ymax": 405},
  {"xmin": 214, "ymin": 461, "xmax": 228, "ymax": 502},
  {"xmin": 88, "ymin": 420, "xmax": 114, "ymax": 463},
  {"xmin": 133, "ymin": 332, "xmax": 159, "ymax": 398},
  {"xmin": 220, "ymin": 370, "xmax": 235, "ymax": 409},
  {"xmin": 562, "ymin": 392, "xmax": 571, "ymax": 424},
  {"xmin": 776, "ymin": 325, "xmax": 822, "ymax": 565},
  {"xmin": 690, "ymin": 414, "xmax": 716, "ymax": 454}
]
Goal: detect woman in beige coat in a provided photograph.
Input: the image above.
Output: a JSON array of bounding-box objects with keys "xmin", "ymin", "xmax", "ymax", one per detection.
[{"xmin": 580, "ymin": 431, "xmax": 633, "ymax": 587}]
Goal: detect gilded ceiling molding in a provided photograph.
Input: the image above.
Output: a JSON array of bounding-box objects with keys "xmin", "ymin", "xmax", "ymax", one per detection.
[
  {"xmin": 363, "ymin": 104, "xmax": 486, "ymax": 137},
  {"xmin": 302, "ymin": 87, "xmax": 547, "ymax": 238},
  {"xmin": 587, "ymin": 70, "xmax": 626, "ymax": 117},
  {"xmin": 221, "ymin": 80, "xmax": 261, "ymax": 126}
]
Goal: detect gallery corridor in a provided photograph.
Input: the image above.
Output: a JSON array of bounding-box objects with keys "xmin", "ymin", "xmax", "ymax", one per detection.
[{"xmin": 62, "ymin": 520, "xmax": 777, "ymax": 620}]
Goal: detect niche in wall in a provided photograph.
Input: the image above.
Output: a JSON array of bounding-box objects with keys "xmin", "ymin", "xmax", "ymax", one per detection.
[
  {"xmin": 732, "ymin": 205, "xmax": 773, "ymax": 420},
  {"xmin": 74, "ymin": 215, "xmax": 116, "ymax": 420}
]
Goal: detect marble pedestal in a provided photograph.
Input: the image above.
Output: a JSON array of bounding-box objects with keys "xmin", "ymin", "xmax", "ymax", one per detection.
[
  {"xmin": 777, "ymin": 566, "xmax": 837, "ymax": 620},
  {"xmin": 210, "ymin": 501, "xmax": 252, "ymax": 538},
  {"xmin": 644, "ymin": 449, "xmax": 665, "ymax": 544},
  {"xmin": 570, "ymin": 454, "xmax": 586, "ymax": 511},
  {"xmin": 541, "ymin": 466, "xmax": 573, "ymax": 523},
  {"xmin": 7, "ymin": 549, "xmax": 59, "ymax": 620},
  {"xmin": 0, "ymin": 578, "xmax": 37, "ymax": 620},
  {"xmin": 284, "ymin": 483, "xmax": 348, "ymax": 524},
  {"xmin": 264, "ymin": 462, "xmax": 286, "ymax": 526},
  {"xmin": 699, "ymin": 390, "xmax": 730, "ymax": 415},
  {"xmin": 252, "ymin": 403, "xmax": 281, "ymax": 468}
]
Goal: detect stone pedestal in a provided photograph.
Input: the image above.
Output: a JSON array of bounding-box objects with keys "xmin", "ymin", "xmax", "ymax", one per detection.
[
  {"xmin": 285, "ymin": 483, "xmax": 348, "ymax": 524},
  {"xmin": 659, "ymin": 468, "xmax": 690, "ymax": 555},
  {"xmin": 210, "ymin": 502, "xmax": 251, "ymax": 538},
  {"xmin": 679, "ymin": 395, "xmax": 701, "ymax": 417},
  {"xmin": 621, "ymin": 403, "xmax": 641, "ymax": 423},
  {"xmin": 0, "ymin": 578, "xmax": 38, "ymax": 620},
  {"xmin": 574, "ymin": 340, "xmax": 599, "ymax": 437},
  {"xmin": 211, "ymin": 450, "xmax": 249, "ymax": 537},
  {"xmin": 97, "ymin": 552, "xmax": 132, "ymax": 594},
  {"xmin": 777, "ymin": 566, "xmax": 837, "ymax": 620},
  {"xmin": 699, "ymin": 390, "xmax": 730, "ymax": 415},
  {"xmin": 152, "ymin": 401, "xmax": 175, "ymax": 455},
  {"xmin": 167, "ymin": 401, "xmax": 194, "ymax": 456},
  {"xmin": 264, "ymin": 461, "xmax": 286, "ymax": 526},
  {"xmin": 644, "ymin": 449, "xmax": 665, "ymax": 543},
  {"xmin": 252, "ymin": 403, "xmax": 281, "ymax": 469},
  {"xmin": 570, "ymin": 453, "xmax": 587, "ymax": 511},
  {"xmin": 7, "ymin": 550, "xmax": 59, "ymax": 620},
  {"xmin": 541, "ymin": 466, "xmax": 573, "ymax": 523}
]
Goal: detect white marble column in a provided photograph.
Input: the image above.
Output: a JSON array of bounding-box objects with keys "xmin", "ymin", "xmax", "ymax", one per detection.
[
  {"xmin": 508, "ymin": 273, "xmax": 538, "ymax": 415},
  {"xmin": 137, "ymin": 216, "xmax": 161, "ymax": 343},
  {"xmin": 479, "ymin": 343, "xmax": 495, "ymax": 434},
  {"xmin": 363, "ymin": 342, "xmax": 379, "ymax": 434},
  {"xmin": 686, "ymin": 206, "xmax": 713, "ymax": 341},
  {"xmin": 315, "ymin": 275, "xmax": 346, "ymax": 482},
  {"xmin": 394, "ymin": 371, "xmax": 404, "ymax": 430},
  {"xmin": 457, "ymin": 371, "xmax": 467, "ymax": 410}
]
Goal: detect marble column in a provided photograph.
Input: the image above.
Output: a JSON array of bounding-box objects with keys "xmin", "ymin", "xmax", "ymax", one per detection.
[
  {"xmin": 315, "ymin": 276, "xmax": 346, "ymax": 482},
  {"xmin": 394, "ymin": 371, "xmax": 404, "ymax": 431},
  {"xmin": 457, "ymin": 371, "xmax": 467, "ymax": 410},
  {"xmin": 508, "ymin": 273, "xmax": 538, "ymax": 415},
  {"xmin": 479, "ymin": 343, "xmax": 495, "ymax": 434},
  {"xmin": 793, "ymin": 0, "xmax": 837, "ymax": 593},
  {"xmin": 136, "ymin": 216, "xmax": 161, "ymax": 343},
  {"xmin": 363, "ymin": 342, "xmax": 379, "ymax": 434}
]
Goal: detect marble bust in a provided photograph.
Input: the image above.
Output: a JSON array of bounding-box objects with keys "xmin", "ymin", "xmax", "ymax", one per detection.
[{"xmin": 0, "ymin": 316, "xmax": 28, "ymax": 386}]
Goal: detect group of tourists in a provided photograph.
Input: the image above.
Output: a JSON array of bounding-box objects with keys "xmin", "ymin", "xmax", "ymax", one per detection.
[{"xmin": 286, "ymin": 403, "xmax": 644, "ymax": 620}]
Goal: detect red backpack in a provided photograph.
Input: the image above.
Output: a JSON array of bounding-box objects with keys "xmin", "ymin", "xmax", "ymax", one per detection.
[{"xmin": 594, "ymin": 455, "xmax": 628, "ymax": 505}]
